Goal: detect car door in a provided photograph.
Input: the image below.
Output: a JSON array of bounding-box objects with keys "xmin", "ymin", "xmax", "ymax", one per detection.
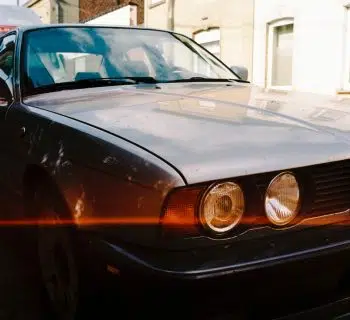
[{"xmin": 0, "ymin": 33, "xmax": 18, "ymax": 218}]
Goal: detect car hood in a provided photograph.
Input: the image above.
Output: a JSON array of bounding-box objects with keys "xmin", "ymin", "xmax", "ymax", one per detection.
[{"xmin": 24, "ymin": 83, "xmax": 350, "ymax": 184}]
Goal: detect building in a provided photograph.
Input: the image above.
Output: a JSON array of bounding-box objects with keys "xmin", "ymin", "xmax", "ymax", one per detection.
[
  {"xmin": 23, "ymin": 0, "xmax": 80, "ymax": 23},
  {"xmin": 144, "ymin": 0, "xmax": 255, "ymax": 81},
  {"xmin": 23, "ymin": 0, "xmax": 143, "ymax": 25},
  {"xmin": 252, "ymin": 0, "xmax": 350, "ymax": 96},
  {"xmin": 79, "ymin": 0, "xmax": 144, "ymax": 26}
]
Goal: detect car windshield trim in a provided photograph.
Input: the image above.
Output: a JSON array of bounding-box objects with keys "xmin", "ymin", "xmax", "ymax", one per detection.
[
  {"xmin": 160, "ymin": 77, "xmax": 249, "ymax": 84},
  {"xmin": 29, "ymin": 76, "xmax": 248, "ymax": 95},
  {"xmin": 24, "ymin": 77, "xmax": 161, "ymax": 95},
  {"xmin": 26, "ymin": 76, "xmax": 248, "ymax": 96}
]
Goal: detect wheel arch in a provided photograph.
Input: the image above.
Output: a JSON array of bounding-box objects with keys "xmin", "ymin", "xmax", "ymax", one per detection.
[{"xmin": 22, "ymin": 163, "xmax": 72, "ymax": 219}]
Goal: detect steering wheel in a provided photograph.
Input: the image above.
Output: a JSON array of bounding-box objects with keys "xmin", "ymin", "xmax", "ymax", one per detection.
[{"xmin": 168, "ymin": 66, "xmax": 192, "ymax": 80}]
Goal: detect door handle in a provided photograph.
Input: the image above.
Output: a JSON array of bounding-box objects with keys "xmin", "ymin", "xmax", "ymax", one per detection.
[{"xmin": 19, "ymin": 126, "xmax": 26, "ymax": 138}]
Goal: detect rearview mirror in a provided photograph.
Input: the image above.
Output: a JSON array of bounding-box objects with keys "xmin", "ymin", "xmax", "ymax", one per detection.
[
  {"xmin": 0, "ymin": 78, "xmax": 13, "ymax": 107},
  {"xmin": 230, "ymin": 66, "xmax": 248, "ymax": 81}
]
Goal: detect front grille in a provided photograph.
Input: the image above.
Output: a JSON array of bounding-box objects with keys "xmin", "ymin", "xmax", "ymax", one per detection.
[{"xmin": 310, "ymin": 160, "xmax": 350, "ymax": 215}]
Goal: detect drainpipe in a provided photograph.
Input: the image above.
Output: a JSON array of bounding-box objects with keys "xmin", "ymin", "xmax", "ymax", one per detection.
[
  {"xmin": 251, "ymin": 0, "xmax": 255, "ymax": 83},
  {"xmin": 167, "ymin": 0, "xmax": 175, "ymax": 31}
]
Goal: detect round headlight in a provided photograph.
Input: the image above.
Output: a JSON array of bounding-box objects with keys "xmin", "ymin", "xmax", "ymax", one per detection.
[
  {"xmin": 200, "ymin": 182, "xmax": 245, "ymax": 233},
  {"xmin": 265, "ymin": 172, "xmax": 300, "ymax": 226}
]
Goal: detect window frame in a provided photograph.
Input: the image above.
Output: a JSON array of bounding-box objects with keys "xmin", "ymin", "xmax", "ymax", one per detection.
[
  {"xmin": 266, "ymin": 18, "xmax": 294, "ymax": 91},
  {"xmin": 149, "ymin": 0, "xmax": 166, "ymax": 8},
  {"xmin": 0, "ymin": 32, "xmax": 17, "ymax": 100}
]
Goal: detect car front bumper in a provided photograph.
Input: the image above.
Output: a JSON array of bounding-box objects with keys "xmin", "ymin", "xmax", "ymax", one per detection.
[
  {"xmin": 79, "ymin": 236, "xmax": 350, "ymax": 319},
  {"xmin": 78, "ymin": 215, "xmax": 350, "ymax": 319},
  {"xmin": 81, "ymin": 222, "xmax": 350, "ymax": 280}
]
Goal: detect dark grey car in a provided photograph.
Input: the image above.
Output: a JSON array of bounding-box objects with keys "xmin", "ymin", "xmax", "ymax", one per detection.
[{"xmin": 1, "ymin": 24, "xmax": 350, "ymax": 319}]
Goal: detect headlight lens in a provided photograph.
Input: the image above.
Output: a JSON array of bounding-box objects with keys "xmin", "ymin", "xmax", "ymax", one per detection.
[
  {"xmin": 200, "ymin": 182, "xmax": 245, "ymax": 233},
  {"xmin": 265, "ymin": 172, "xmax": 300, "ymax": 226}
]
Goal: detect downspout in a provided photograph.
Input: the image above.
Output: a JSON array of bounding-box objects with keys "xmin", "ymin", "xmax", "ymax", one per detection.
[
  {"xmin": 50, "ymin": 0, "xmax": 59, "ymax": 23},
  {"xmin": 251, "ymin": 0, "xmax": 255, "ymax": 83},
  {"xmin": 167, "ymin": 0, "xmax": 175, "ymax": 31}
]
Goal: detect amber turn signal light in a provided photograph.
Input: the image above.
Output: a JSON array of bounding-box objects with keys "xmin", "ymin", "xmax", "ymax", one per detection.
[{"xmin": 161, "ymin": 187, "xmax": 203, "ymax": 236}]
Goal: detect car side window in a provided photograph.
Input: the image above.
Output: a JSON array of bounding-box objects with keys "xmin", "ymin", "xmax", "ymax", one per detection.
[{"xmin": 0, "ymin": 34, "xmax": 16, "ymax": 86}]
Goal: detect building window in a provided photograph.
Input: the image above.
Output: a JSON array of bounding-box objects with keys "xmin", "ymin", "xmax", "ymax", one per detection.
[
  {"xmin": 193, "ymin": 28, "xmax": 220, "ymax": 76},
  {"xmin": 193, "ymin": 28, "xmax": 221, "ymax": 58},
  {"xmin": 266, "ymin": 18, "xmax": 294, "ymax": 90}
]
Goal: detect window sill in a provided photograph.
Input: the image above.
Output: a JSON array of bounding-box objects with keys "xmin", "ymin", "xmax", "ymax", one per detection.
[
  {"xmin": 149, "ymin": 0, "xmax": 166, "ymax": 9},
  {"xmin": 337, "ymin": 89, "xmax": 350, "ymax": 95},
  {"xmin": 342, "ymin": 1, "xmax": 350, "ymax": 8}
]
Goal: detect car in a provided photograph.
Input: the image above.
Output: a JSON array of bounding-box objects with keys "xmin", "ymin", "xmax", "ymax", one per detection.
[{"xmin": 1, "ymin": 23, "xmax": 350, "ymax": 319}]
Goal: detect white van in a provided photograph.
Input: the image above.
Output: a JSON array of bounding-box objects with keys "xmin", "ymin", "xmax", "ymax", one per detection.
[{"xmin": 0, "ymin": 5, "xmax": 42, "ymax": 36}]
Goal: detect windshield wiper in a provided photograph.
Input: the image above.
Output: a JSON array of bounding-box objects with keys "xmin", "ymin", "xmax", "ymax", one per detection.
[
  {"xmin": 64, "ymin": 76, "xmax": 159, "ymax": 86},
  {"xmin": 162, "ymin": 77, "xmax": 249, "ymax": 83},
  {"xmin": 91, "ymin": 76, "xmax": 159, "ymax": 84},
  {"xmin": 28, "ymin": 76, "xmax": 159, "ymax": 95},
  {"xmin": 117, "ymin": 76, "xmax": 159, "ymax": 84}
]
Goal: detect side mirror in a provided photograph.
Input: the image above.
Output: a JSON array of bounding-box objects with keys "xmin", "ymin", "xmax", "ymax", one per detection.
[
  {"xmin": 0, "ymin": 78, "xmax": 12, "ymax": 107},
  {"xmin": 230, "ymin": 65, "xmax": 248, "ymax": 81}
]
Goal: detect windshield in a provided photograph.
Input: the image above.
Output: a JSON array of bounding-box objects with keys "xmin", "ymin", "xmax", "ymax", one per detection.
[{"xmin": 22, "ymin": 27, "xmax": 238, "ymax": 95}]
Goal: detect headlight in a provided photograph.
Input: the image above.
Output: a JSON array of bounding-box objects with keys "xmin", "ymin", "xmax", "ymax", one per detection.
[
  {"xmin": 199, "ymin": 182, "xmax": 245, "ymax": 233},
  {"xmin": 265, "ymin": 172, "xmax": 300, "ymax": 226}
]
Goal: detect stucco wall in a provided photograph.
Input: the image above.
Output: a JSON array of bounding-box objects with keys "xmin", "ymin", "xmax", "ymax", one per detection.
[
  {"xmin": 26, "ymin": 0, "xmax": 52, "ymax": 23},
  {"xmin": 25, "ymin": 0, "xmax": 79, "ymax": 23},
  {"xmin": 144, "ymin": 0, "xmax": 168, "ymax": 29},
  {"xmin": 253, "ymin": 0, "xmax": 350, "ymax": 95},
  {"xmin": 59, "ymin": 0, "xmax": 79, "ymax": 23},
  {"xmin": 145, "ymin": 0, "xmax": 254, "ymax": 80}
]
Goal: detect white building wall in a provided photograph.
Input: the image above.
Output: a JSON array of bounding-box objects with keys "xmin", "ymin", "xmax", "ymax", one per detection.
[
  {"xmin": 253, "ymin": 0, "xmax": 350, "ymax": 95},
  {"xmin": 85, "ymin": 5, "xmax": 138, "ymax": 26}
]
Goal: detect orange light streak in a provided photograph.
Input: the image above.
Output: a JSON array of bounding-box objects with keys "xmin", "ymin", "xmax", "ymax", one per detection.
[
  {"xmin": 0, "ymin": 217, "xmax": 160, "ymax": 226},
  {"xmin": 0, "ymin": 214, "xmax": 346, "ymax": 227}
]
